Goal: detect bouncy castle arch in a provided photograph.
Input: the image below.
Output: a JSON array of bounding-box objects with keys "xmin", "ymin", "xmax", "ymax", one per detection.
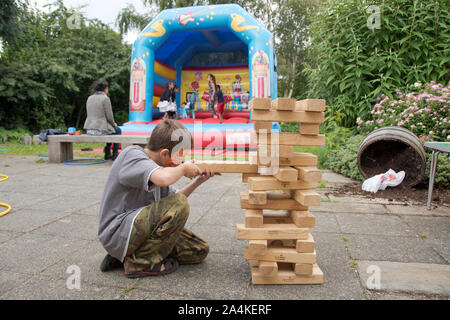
[{"xmin": 128, "ymin": 4, "xmax": 277, "ymax": 123}]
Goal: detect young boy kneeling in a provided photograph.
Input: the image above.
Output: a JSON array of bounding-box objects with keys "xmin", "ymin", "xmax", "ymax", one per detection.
[{"xmin": 97, "ymin": 119, "xmax": 216, "ymax": 278}]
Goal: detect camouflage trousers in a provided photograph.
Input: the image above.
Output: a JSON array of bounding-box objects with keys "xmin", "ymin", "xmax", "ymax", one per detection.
[{"xmin": 123, "ymin": 193, "xmax": 209, "ymax": 274}]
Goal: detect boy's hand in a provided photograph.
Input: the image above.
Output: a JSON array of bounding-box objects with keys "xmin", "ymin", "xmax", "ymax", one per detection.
[
  {"xmin": 195, "ymin": 167, "xmax": 220, "ymax": 184},
  {"xmin": 181, "ymin": 162, "xmax": 202, "ymax": 179}
]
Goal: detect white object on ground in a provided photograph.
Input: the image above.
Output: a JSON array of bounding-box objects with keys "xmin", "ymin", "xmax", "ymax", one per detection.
[{"xmin": 362, "ymin": 169, "xmax": 405, "ymax": 193}]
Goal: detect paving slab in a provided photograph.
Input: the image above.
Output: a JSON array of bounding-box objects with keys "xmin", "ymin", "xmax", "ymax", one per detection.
[
  {"xmin": 311, "ymin": 202, "xmax": 387, "ymax": 215},
  {"xmin": 132, "ymin": 253, "xmax": 250, "ymax": 299},
  {"xmin": 344, "ymin": 234, "xmax": 447, "ymax": 264},
  {"xmin": 310, "ymin": 212, "xmax": 340, "ymax": 233},
  {"xmin": 190, "ymin": 224, "xmax": 246, "ymax": 255},
  {"xmin": 400, "ymin": 216, "xmax": 450, "ymax": 239},
  {"xmin": 0, "ymin": 230, "xmax": 23, "ymax": 245},
  {"xmin": 0, "ymin": 233, "xmax": 89, "ymax": 274},
  {"xmin": 197, "ymin": 207, "xmax": 245, "ymax": 227},
  {"xmin": 386, "ymin": 204, "xmax": 450, "ymax": 217},
  {"xmin": 335, "ymin": 213, "xmax": 416, "ymax": 237},
  {"xmin": 321, "ymin": 170, "xmax": 355, "ymax": 185},
  {"xmin": 0, "ymin": 191, "xmax": 58, "ymax": 211},
  {"xmin": 424, "ymin": 238, "xmax": 450, "ymax": 264},
  {"xmin": 0, "ymin": 270, "xmax": 33, "ymax": 297},
  {"xmin": 357, "ymin": 260, "xmax": 450, "ymax": 297},
  {"xmin": 43, "ymin": 239, "xmax": 249, "ymax": 300},
  {"xmin": 0, "ymin": 275, "xmax": 124, "ymax": 300},
  {"xmin": 247, "ymin": 233, "xmax": 365, "ymax": 300},
  {"xmin": 31, "ymin": 214, "xmax": 99, "ymax": 241},
  {"xmin": 326, "ymin": 194, "xmax": 405, "ymax": 206},
  {"xmin": 0, "ymin": 207, "xmax": 74, "ymax": 233},
  {"xmin": 21, "ymin": 194, "xmax": 100, "ymax": 215},
  {"xmin": 77, "ymin": 203, "xmax": 101, "ymax": 216},
  {"xmin": 365, "ymin": 291, "xmax": 443, "ymax": 300}
]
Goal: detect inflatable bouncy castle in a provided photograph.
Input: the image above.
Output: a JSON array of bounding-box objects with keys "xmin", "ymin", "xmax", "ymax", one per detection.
[{"xmin": 121, "ymin": 4, "xmax": 279, "ymax": 148}]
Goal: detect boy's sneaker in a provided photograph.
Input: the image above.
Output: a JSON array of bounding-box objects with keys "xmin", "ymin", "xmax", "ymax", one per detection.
[{"xmin": 100, "ymin": 254, "xmax": 123, "ymax": 272}]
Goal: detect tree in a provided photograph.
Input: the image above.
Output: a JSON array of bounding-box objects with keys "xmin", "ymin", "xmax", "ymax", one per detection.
[
  {"xmin": 0, "ymin": 0, "xmax": 25, "ymax": 44},
  {"xmin": 0, "ymin": 1, "xmax": 131, "ymax": 132}
]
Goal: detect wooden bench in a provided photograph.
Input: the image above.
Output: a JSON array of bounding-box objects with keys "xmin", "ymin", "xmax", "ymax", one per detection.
[{"xmin": 47, "ymin": 134, "xmax": 148, "ymax": 163}]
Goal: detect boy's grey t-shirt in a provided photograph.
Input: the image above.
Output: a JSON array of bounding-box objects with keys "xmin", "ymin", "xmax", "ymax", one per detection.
[{"xmin": 98, "ymin": 145, "xmax": 177, "ymax": 261}]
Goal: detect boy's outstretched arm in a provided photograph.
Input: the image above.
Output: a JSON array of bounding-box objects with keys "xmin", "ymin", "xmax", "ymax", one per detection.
[
  {"xmin": 150, "ymin": 162, "xmax": 202, "ymax": 187},
  {"xmin": 178, "ymin": 167, "xmax": 218, "ymax": 198}
]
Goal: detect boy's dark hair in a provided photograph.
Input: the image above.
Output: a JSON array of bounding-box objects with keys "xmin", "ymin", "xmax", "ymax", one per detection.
[
  {"xmin": 93, "ymin": 80, "xmax": 108, "ymax": 92},
  {"xmin": 216, "ymin": 84, "xmax": 221, "ymax": 90},
  {"xmin": 147, "ymin": 119, "xmax": 192, "ymax": 153}
]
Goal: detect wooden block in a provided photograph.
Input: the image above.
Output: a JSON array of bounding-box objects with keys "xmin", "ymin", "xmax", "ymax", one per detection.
[
  {"xmin": 271, "ymin": 97, "xmax": 296, "ymax": 111},
  {"xmin": 245, "ymin": 246, "xmax": 316, "ymax": 264},
  {"xmin": 245, "ymin": 209, "xmax": 264, "ymax": 228},
  {"xmin": 293, "ymin": 190, "xmax": 321, "ymax": 206},
  {"xmin": 295, "ymin": 263, "xmax": 314, "ymax": 275},
  {"xmin": 248, "ymin": 191, "xmax": 267, "ymax": 205},
  {"xmin": 242, "ymin": 173, "xmax": 260, "ymax": 182},
  {"xmin": 251, "ymin": 263, "xmax": 323, "ymax": 285},
  {"xmin": 291, "ymin": 211, "xmax": 315, "ymax": 228},
  {"xmin": 248, "ymin": 176, "xmax": 317, "ymax": 191},
  {"xmin": 300, "ymin": 123, "xmax": 320, "ymax": 135},
  {"xmin": 253, "ymin": 121, "xmax": 273, "ymax": 132},
  {"xmin": 246, "ymin": 240, "xmax": 268, "ymax": 256},
  {"xmin": 296, "ymin": 99, "xmax": 326, "ymax": 112},
  {"xmin": 296, "ymin": 234, "xmax": 315, "ymax": 253},
  {"xmin": 196, "ymin": 161, "xmax": 258, "ymax": 173},
  {"xmin": 240, "ymin": 192, "xmax": 308, "ymax": 211},
  {"xmin": 251, "ymin": 151, "xmax": 317, "ymax": 167},
  {"xmin": 263, "ymin": 216, "xmax": 292, "ymax": 225},
  {"xmin": 258, "ymin": 261, "xmax": 278, "ymax": 277},
  {"xmin": 236, "ymin": 223, "xmax": 309, "ymax": 240},
  {"xmin": 295, "ymin": 166, "xmax": 322, "ymax": 182},
  {"xmin": 273, "ymin": 167, "xmax": 298, "ymax": 182},
  {"xmin": 251, "ymin": 110, "xmax": 324, "ymax": 123},
  {"xmin": 268, "ymin": 239, "xmax": 296, "ymax": 248},
  {"xmin": 249, "ymin": 260, "xmax": 260, "ymax": 268},
  {"xmin": 252, "ymin": 132, "xmax": 325, "ymax": 146},
  {"xmin": 257, "ymin": 144, "xmax": 294, "ymax": 158},
  {"xmin": 249, "ymin": 98, "xmax": 271, "ymax": 110},
  {"xmin": 279, "ymin": 153, "xmax": 318, "ymax": 166}
]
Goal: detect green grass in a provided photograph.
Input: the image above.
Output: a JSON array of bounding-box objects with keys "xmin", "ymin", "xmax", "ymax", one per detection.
[
  {"xmin": 317, "ymin": 179, "xmax": 328, "ymax": 188},
  {"xmin": 349, "ymin": 260, "xmax": 358, "ymax": 268},
  {"xmin": 293, "ymin": 145, "xmax": 328, "ymax": 169},
  {"xmin": 0, "ymin": 142, "xmax": 106, "ymax": 159}
]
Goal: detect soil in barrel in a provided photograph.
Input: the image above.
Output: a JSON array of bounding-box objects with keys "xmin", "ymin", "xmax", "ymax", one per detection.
[{"xmin": 359, "ymin": 140, "xmax": 424, "ymax": 186}]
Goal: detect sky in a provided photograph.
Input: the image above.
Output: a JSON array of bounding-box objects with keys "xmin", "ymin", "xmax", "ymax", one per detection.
[{"xmin": 33, "ymin": 0, "xmax": 150, "ymax": 43}]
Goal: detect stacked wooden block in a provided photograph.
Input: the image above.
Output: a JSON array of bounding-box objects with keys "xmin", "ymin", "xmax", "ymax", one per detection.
[{"xmin": 237, "ymin": 97, "xmax": 326, "ymax": 284}]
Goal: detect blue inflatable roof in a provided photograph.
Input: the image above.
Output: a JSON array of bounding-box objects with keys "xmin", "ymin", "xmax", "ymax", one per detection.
[{"xmin": 129, "ymin": 4, "xmax": 277, "ymax": 122}]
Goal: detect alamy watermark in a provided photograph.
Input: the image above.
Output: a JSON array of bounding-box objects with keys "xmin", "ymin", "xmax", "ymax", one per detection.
[
  {"xmin": 67, "ymin": 11, "xmax": 82, "ymax": 30},
  {"xmin": 170, "ymin": 122, "xmax": 280, "ymax": 174},
  {"xmin": 66, "ymin": 265, "xmax": 81, "ymax": 290},
  {"xmin": 366, "ymin": 264, "xmax": 381, "ymax": 289},
  {"xmin": 366, "ymin": 5, "xmax": 381, "ymax": 30}
]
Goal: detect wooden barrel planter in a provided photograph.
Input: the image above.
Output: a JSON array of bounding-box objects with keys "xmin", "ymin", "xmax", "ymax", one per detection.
[{"xmin": 357, "ymin": 126, "xmax": 426, "ymax": 186}]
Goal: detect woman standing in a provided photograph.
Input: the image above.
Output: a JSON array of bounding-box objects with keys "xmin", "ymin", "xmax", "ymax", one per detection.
[
  {"xmin": 83, "ymin": 80, "xmax": 121, "ymax": 160},
  {"xmin": 207, "ymin": 74, "xmax": 217, "ymax": 118}
]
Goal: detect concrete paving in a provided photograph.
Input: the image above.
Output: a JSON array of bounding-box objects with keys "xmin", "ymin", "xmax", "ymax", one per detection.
[{"xmin": 0, "ymin": 155, "xmax": 449, "ymax": 300}]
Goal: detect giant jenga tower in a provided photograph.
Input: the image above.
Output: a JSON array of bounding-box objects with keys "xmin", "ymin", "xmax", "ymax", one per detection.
[{"xmin": 237, "ymin": 97, "xmax": 326, "ymax": 285}]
